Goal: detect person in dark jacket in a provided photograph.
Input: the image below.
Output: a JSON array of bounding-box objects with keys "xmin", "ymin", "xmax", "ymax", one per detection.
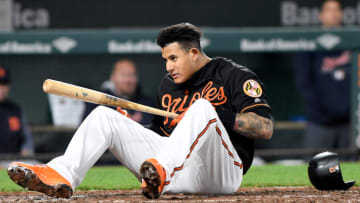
[
  {"xmin": 293, "ymin": 0, "xmax": 350, "ymax": 149},
  {"xmin": 82, "ymin": 59, "xmax": 154, "ymax": 125},
  {"xmin": 0, "ymin": 67, "xmax": 34, "ymax": 156}
]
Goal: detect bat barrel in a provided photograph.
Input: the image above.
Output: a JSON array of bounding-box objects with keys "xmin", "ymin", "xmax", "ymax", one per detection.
[{"xmin": 43, "ymin": 79, "xmax": 179, "ymax": 119}]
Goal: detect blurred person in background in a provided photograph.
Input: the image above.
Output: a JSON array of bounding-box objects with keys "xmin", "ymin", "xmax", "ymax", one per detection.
[
  {"xmin": 0, "ymin": 67, "xmax": 34, "ymax": 157},
  {"xmin": 82, "ymin": 59, "xmax": 154, "ymax": 125},
  {"xmin": 293, "ymin": 0, "xmax": 351, "ymax": 149}
]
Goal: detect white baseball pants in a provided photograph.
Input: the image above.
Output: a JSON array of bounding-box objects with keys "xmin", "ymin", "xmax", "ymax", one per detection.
[{"xmin": 48, "ymin": 99, "xmax": 243, "ymax": 194}]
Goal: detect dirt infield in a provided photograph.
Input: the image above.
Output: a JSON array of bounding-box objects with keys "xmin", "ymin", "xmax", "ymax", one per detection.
[{"xmin": 0, "ymin": 187, "xmax": 359, "ymax": 202}]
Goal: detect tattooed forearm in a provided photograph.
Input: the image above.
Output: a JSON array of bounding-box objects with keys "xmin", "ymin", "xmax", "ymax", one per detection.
[{"xmin": 233, "ymin": 112, "xmax": 273, "ymax": 139}]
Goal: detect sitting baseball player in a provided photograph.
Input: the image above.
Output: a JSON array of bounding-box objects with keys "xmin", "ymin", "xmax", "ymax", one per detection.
[{"xmin": 7, "ymin": 23, "xmax": 273, "ymax": 199}]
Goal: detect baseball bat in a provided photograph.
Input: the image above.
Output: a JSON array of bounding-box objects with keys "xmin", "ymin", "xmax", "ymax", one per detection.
[{"xmin": 42, "ymin": 79, "xmax": 179, "ymax": 118}]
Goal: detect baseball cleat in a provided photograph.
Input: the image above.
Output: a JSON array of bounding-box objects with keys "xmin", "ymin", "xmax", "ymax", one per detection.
[
  {"xmin": 140, "ymin": 158, "xmax": 166, "ymax": 199},
  {"xmin": 7, "ymin": 162, "xmax": 73, "ymax": 198}
]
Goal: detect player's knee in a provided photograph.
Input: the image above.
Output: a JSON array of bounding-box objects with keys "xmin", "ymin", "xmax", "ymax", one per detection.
[
  {"xmin": 90, "ymin": 106, "xmax": 115, "ymax": 117},
  {"xmin": 92, "ymin": 105, "xmax": 108, "ymax": 113},
  {"xmin": 190, "ymin": 99, "xmax": 216, "ymax": 116},
  {"xmin": 183, "ymin": 99, "xmax": 217, "ymax": 124},
  {"xmin": 191, "ymin": 99, "xmax": 213, "ymax": 110}
]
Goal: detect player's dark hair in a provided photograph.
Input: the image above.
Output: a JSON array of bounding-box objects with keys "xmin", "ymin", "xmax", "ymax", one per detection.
[{"xmin": 157, "ymin": 23, "xmax": 202, "ymax": 51}]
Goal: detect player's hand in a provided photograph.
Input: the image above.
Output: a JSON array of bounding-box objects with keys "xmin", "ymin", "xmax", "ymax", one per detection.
[
  {"xmin": 169, "ymin": 111, "xmax": 186, "ymax": 128},
  {"xmin": 116, "ymin": 107, "xmax": 130, "ymax": 118}
]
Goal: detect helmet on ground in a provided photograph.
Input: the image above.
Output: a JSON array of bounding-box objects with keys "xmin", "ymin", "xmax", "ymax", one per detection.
[{"xmin": 308, "ymin": 151, "xmax": 355, "ymax": 190}]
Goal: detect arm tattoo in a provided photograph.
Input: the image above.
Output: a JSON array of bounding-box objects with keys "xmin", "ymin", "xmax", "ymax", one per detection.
[{"xmin": 233, "ymin": 112, "xmax": 273, "ymax": 139}]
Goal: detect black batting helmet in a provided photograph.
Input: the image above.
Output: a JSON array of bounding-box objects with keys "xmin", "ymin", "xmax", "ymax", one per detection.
[{"xmin": 308, "ymin": 151, "xmax": 355, "ymax": 190}]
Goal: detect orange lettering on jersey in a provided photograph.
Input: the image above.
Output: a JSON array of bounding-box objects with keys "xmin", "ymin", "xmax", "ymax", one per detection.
[
  {"xmin": 161, "ymin": 81, "xmax": 228, "ymax": 125},
  {"xmin": 171, "ymin": 98, "xmax": 182, "ymax": 113},
  {"xmin": 189, "ymin": 92, "xmax": 201, "ymax": 105},
  {"xmin": 201, "ymin": 81, "xmax": 213, "ymax": 97},
  {"xmin": 213, "ymin": 87, "xmax": 227, "ymax": 105},
  {"xmin": 162, "ymin": 94, "xmax": 173, "ymax": 125},
  {"xmin": 8, "ymin": 116, "xmax": 21, "ymax": 132},
  {"xmin": 201, "ymin": 82, "xmax": 227, "ymax": 105},
  {"xmin": 177, "ymin": 94, "xmax": 188, "ymax": 112},
  {"xmin": 203, "ymin": 86, "xmax": 217, "ymax": 100}
]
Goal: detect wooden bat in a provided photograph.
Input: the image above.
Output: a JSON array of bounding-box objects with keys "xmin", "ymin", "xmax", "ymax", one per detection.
[{"xmin": 43, "ymin": 79, "xmax": 179, "ymax": 118}]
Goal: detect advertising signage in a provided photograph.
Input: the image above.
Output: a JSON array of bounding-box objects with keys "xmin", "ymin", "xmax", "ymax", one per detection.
[{"xmin": 10, "ymin": 0, "xmax": 360, "ymax": 30}]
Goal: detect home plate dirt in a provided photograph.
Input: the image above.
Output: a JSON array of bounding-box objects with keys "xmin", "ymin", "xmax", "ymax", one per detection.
[{"xmin": 0, "ymin": 187, "xmax": 359, "ymax": 202}]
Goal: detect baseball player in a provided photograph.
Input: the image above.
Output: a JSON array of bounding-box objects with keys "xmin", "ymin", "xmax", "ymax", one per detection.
[{"xmin": 8, "ymin": 23, "xmax": 273, "ymax": 199}]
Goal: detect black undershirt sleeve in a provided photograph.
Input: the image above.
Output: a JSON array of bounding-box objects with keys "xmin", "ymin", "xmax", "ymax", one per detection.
[
  {"xmin": 248, "ymin": 107, "xmax": 272, "ymax": 119},
  {"xmin": 216, "ymin": 107, "xmax": 272, "ymax": 130}
]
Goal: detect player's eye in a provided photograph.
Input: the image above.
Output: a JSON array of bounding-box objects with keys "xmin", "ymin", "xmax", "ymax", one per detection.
[{"xmin": 169, "ymin": 56, "xmax": 177, "ymax": 61}]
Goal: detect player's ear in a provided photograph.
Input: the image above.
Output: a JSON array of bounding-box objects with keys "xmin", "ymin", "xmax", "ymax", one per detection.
[{"xmin": 189, "ymin": 48, "xmax": 199, "ymax": 60}]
